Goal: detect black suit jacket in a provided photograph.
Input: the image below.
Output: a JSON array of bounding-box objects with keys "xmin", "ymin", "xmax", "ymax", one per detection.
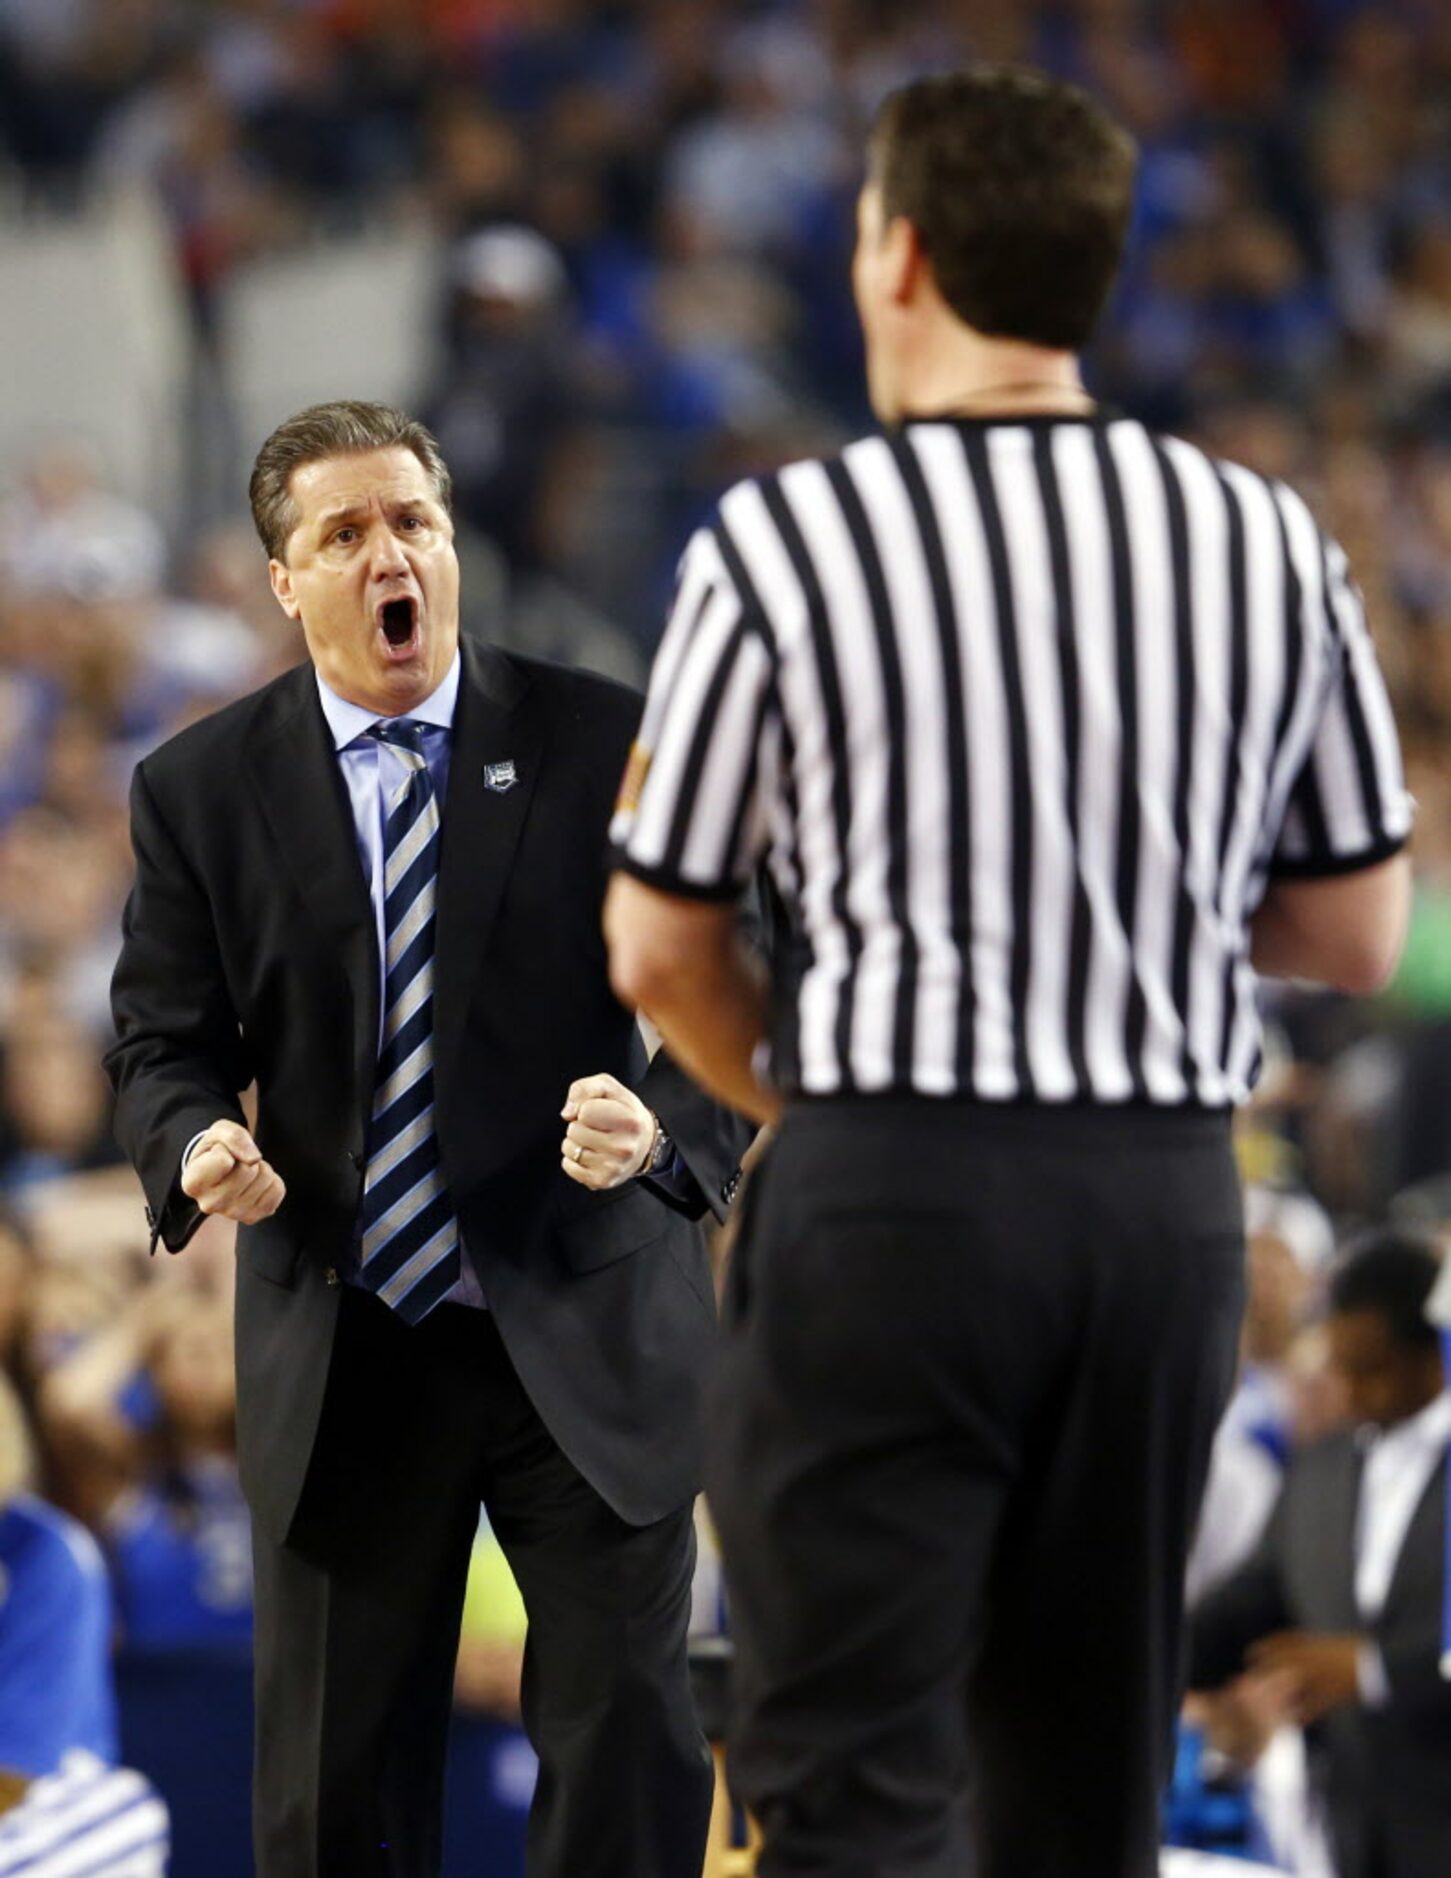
[
  {"xmin": 106, "ymin": 640, "xmax": 749, "ymax": 1541},
  {"xmin": 1188, "ymin": 1429, "xmax": 1451, "ymax": 1878}
]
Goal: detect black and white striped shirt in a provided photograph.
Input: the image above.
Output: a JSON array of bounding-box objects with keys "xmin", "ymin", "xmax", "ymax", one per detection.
[{"xmin": 610, "ymin": 413, "xmax": 1412, "ymax": 1108}]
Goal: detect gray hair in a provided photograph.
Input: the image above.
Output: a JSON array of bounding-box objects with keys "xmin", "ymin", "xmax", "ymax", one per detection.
[{"xmin": 248, "ymin": 400, "xmax": 453, "ymax": 563}]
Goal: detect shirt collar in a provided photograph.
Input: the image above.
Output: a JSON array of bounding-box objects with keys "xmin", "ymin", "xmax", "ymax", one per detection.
[
  {"xmin": 315, "ymin": 648, "xmax": 461, "ymax": 752},
  {"xmin": 1404, "ymin": 1389, "xmax": 1451, "ymax": 1450},
  {"xmin": 1361, "ymin": 1389, "xmax": 1451, "ymax": 1457}
]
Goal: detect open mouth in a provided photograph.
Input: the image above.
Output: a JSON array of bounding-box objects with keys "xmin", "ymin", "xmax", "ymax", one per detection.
[{"xmin": 376, "ymin": 595, "xmax": 419, "ymax": 654}]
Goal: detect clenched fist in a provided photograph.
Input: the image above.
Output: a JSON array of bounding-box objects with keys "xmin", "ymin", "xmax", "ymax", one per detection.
[
  {"xmin": 560, "ymin": 1073, "xmax": 658, "ymax": 1191},
  {"xmin": 181, "ymin": 1119, "xmax": 287, "ymax": 1225}
]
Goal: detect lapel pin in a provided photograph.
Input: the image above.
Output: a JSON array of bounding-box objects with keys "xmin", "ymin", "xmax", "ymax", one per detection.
[{"xmin": 483, "ymin": 759, "xmax": 518, "ymax": 794}]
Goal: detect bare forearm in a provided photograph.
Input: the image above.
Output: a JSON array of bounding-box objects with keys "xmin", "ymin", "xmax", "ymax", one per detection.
[
  {"xmin": 605, "ymin": 879, "xmax": 781, "ymax": 1125},
  {"xmin": 36, "ymin": 1302, "xmax": 150, "ymax": 1486},
  {"xmin": 1250, "ymin": 855, "xmax": 1410, "ymax": 994},
  {"xmin": 1249, "ymin": 898, "xmax": 1323, "ymax": 980},
  {"xmin": 644, "ymin": 956, "xmax": 778, "ymax": 1126},
  {"xmin": 39, "ymin": 1304, "xmax": 148, "ymax": 1434}
]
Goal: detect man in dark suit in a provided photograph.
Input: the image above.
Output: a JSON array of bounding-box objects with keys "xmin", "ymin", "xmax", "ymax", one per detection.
[
  {"xmin": 1188, "ymin": 1232, "xmax": 1451, "ymax": 1878},
  {"xmin": 105, "ymin": 400, "xmax": 747, "ymax": 1877}
]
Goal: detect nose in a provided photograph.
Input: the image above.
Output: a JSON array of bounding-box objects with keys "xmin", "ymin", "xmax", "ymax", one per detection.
[{"xmin": 367, "ymin": 525, "xmax": 409, "ymax": 580}]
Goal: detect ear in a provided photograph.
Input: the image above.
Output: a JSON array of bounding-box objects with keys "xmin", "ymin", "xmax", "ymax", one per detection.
[
  {"xmin": 268, "ymin": 558, "xmax": 301, "ymax": 622},
  {"xmin": 884, "ymin": 215, "xmax": 928, "ymax": 307}
]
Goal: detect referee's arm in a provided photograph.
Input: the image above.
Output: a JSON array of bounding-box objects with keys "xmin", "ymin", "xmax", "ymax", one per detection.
[
  {"xmin": 1251, "ymin": 528, "xmax": 1414, "ymax": 994},
  {"xmin": 1250, "ymin": 854, "xmax": 1410, "ymax": 995},
  {"xmin": 605, "ymin": 881, "xmax": 779, "ymax": 1127},
  {"xmin": 604, "ymin": 524, "xmax": 782, "ymax": 1125}
]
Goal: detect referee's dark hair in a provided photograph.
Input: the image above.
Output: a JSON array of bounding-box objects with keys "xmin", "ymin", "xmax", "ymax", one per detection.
[
  {"xmin": 868, "ymin": 65, "xmax": 1138, "ymax": 350},
  {"xmin": 1329, "ymin": 1230, "xmax": 1443, "ymax": 1352}
]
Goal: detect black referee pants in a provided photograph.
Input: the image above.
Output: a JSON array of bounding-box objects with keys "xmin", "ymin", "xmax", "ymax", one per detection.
[{"xmin": 705, "ymin": 1097, "xmax": 1244, "ymax": 1878}]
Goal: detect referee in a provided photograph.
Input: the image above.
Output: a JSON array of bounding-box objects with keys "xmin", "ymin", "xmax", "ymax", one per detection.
[{"xmin": 605, "ymin": 65, "xmax": 1412, "ymax": 1878}]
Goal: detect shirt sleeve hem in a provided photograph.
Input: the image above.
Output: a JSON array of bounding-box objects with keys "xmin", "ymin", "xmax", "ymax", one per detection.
[
  {"xmin": 1267, "ymin": 832, "xmax": 1408, "ymax": 881},
  {"xmin": 608, "ymin": 850, "xmax": 747, "ymax": 904}
]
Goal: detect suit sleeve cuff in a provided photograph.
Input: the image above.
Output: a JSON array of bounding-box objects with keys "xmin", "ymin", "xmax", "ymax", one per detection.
[{"xmin": 637, "ymin": 1144, "xmax": 700, "ymax": 1205}]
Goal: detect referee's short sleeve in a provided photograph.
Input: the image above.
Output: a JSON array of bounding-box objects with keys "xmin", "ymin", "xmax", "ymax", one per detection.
[
  {"xmin": 1270, "ymin": 530, "xmax": 1414, "ymax": 879},
  {"xmin": 610, "ymin": 523, "xmax": 778, "ymax": 901}
]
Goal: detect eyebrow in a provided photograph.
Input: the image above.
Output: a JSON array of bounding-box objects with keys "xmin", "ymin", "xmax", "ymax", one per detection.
[
  {"xmin": 315, "ymin": 501, "xmax": 368, "ymax": 531},
  {"xmin": 315, "ymin": 495, "xmax": 426, "ymax": 530}
]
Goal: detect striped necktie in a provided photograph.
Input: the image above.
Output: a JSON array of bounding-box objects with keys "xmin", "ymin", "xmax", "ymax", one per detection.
[{"xmin": 357, "ymin": 718, "xmax": 461, "ymax": 1323}]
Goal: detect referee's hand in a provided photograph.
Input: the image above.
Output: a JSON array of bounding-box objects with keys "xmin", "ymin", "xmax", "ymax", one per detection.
[{"xmin": 181, "ymin": 1119, "xmax": 287, "ymax": 1225}]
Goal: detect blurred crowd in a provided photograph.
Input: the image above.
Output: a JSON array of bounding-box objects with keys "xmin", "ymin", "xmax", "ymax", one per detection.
[
  {"xmin": 0, "ymin": 0, "xmax": 1446, "ymax": 632},
  {"xmin": 0, "ymin": 1, "xmax": 1448, "ymax": 1872}
]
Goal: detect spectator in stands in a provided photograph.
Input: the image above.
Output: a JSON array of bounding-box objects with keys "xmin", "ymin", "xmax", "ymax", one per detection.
[
  {"xmin": 39, "ymin": 1273, "xmax": 251, "ymax": 1650},
  {"xmin": 0, "ymin": 1212, "xmax": 32, "ymax": 1374},
  {"xmin": 8, "ymin": 1254, "xmax": 123, "ymax": 1408},
  {"xmin": 0, "ymin": 1370, "xmax": 117, "ymax": 1779},
  {"xmin": 0, "ymin": 440, "xmax": 163, "ymax": 606},
  {"xmin": 1235, "ymin": 1187, "xmax": 1337, "ymax": 1464},
  {"xmin": 1188, "ymin": 1230, "xmax": 1451, "ymax": 1878},
  {"xmin": 425, "ymin": 223, "xmax": 575, "ymax": 575},
  {"xmin": 0, "ymin": 985, "xmax": 121, "ymax": 1197},
  {"xmin": 0, "ymin": 1751, "xmax": 169, "ymax": 1877}
]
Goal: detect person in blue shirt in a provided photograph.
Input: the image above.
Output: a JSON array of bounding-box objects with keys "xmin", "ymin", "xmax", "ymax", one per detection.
[
  {"xmin": 38, "ymin": 1275, "xmax": 252, "ymax": 1652},
  {"xmin": 0, "ymin": 1371, "xmax": 117, "ymax": 1778}
]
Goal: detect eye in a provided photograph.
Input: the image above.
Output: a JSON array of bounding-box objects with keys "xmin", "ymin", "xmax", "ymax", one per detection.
[
  {"xmin": 398, "ymin": 513, "xmax": 423, "ymax": 531},
  {"xmin": 332, "ymin": 526, "xmax": 358, "ymax": 546}
]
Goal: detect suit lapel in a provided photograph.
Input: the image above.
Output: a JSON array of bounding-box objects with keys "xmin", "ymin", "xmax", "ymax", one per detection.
[
  {"xmin": 245, "ymin": 668, "xmax": 379, "ymax": 1106},
  {"xmin": 1381, "ymin": 1447, "xmax": 1447, "ymax": 1620},
  {"xmin": 432, "ymin": 638, "xmax": 541, "ymax": 1104}
]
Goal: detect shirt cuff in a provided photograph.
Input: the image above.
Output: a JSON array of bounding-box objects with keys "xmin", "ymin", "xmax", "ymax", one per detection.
[
  {"xmin": 638, "ymin": 1145, "xmax": 698, "ymax": 1204},
  {"xmin": 181, "ymin": 1130, "xmax": 210, "ymax": 1174},
  {"xmin": 1356, "ymin": 1642, "xmax": 1390, "ymax": 1709},
  {"xmin": 1267, "ymin": 830, "xmax": 1408, "ymax": 879}
]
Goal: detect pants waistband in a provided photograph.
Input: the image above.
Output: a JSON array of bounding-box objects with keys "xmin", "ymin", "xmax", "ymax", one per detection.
[{"xmin": 784, "ymin": 1091, "xmax": 1233, "ymax": 1144}]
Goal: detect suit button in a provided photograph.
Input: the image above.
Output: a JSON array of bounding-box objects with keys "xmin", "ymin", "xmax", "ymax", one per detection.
[
  {"xmin": 325, "ymin": 1267, "xmax": 340, "ymax": 1287},
  {"xmin": 349, "ymin": 1150, "xmax": 364, "ymax": 1171}
]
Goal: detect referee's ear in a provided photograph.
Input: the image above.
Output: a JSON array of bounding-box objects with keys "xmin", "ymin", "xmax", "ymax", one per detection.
[
  {"xmin": 856, "ymin": 181, "xmax": 924, "ymax": 308},
  {"xmin": 884, "ymin": 212, "xmax": 930, "ymax": 309}
]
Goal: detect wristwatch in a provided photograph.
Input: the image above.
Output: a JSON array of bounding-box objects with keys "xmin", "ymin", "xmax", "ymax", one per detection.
[{"xmin": 640, "ymin": 1113, "xmax": 675, "ymax": 1179}]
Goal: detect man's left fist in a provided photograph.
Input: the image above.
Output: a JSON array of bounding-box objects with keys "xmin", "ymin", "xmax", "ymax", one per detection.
[{"xmin": 560, "ymin": 1072, "xmax": 658, "ymax": 1190}]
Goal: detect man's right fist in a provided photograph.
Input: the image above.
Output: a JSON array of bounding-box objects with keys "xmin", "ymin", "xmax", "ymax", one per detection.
[{"xmin": 181, "ymin": 1120, "xmax": 287, "ymax": 1225}]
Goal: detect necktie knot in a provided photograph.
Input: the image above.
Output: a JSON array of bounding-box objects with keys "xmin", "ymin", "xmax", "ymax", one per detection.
[{"xmin": 368, "ymin": 717, "xmax": 430, "ymax": 758}]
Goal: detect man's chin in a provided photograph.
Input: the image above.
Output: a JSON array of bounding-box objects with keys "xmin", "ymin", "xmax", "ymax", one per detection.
[
  {"xmin": 338, "ymin": 656, "xmax": 431, "ymax": 718},
  {"xmin": 375, "ymin": 666, "xmax": 434, "ymax": 714},
  {"xmin": 317, "ymin": 628, "xmax": 456, "ymax": 716}
]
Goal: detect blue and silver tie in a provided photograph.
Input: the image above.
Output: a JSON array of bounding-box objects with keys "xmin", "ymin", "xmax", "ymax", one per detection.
[{"xmin": 357, "ymin": 719, "xmax": 461, "ymax": 1324}]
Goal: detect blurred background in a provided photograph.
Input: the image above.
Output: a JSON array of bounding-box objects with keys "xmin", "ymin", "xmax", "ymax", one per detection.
[{"xmin": 0, "ymin": 2, "xmax": 1446, "ymax": 1874}]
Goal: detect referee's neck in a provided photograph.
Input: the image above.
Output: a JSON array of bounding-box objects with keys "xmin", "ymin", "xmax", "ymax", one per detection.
[{"xmin": 882, "ymin": 329, "xmax": 1090, "ymax": 424}]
